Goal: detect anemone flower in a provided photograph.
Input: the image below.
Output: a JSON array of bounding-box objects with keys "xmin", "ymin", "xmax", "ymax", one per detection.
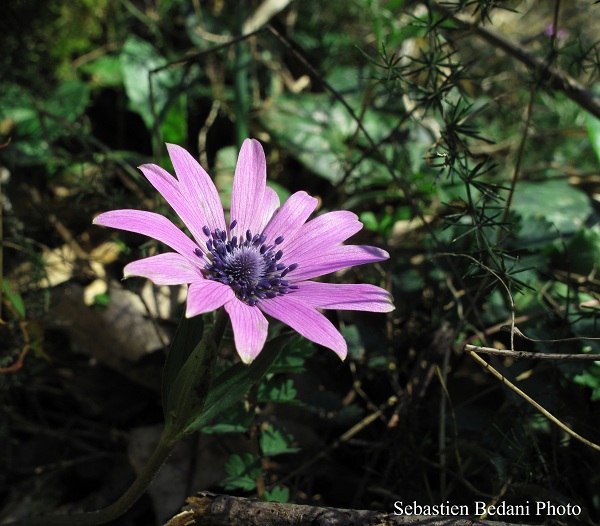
[{"xmin": 94, "ymin": 139, "xmax": 394, "ymax": 363}]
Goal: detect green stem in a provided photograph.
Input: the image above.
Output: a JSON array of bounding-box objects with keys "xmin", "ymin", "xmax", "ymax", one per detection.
[
  {"xmin": 12, "ymin": 309, "xmax": 230, "ymax": 526},
  {"xmin": 10, "ymin": 431, "xmax": 177, "ymax": 526},
  {"xmin": 234, "ymin": 9, "xmax": 249, "ymax": 147},
  {"xmin": 211, "ymin": 307, "xmax": 229, "ymax": 347}
]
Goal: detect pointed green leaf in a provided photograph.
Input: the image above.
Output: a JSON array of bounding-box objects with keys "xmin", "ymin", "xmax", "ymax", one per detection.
[
  {"xmin": 164, "ymin": 334, "xmax": 217, "ymax": 438},
  {"xmin": 183, "ymin": 333, "xmax": 294, "ymax": 434},
  {"xmin": 162, "ymin": 312, "xmax": 204, "ymax": 418}
]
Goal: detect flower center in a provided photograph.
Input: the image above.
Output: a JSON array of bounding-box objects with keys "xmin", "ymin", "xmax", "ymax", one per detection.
[{"xmin": 195, "ymin": 221, "xmax": 298, "ymax": 306}]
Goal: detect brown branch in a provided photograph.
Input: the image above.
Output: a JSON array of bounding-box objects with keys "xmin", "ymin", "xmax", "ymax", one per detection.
[
  {"xmin": 465, "ymin": 344, "xmax": 600, "ymax": 361},
  {"xmin": 429, "ymin": 2, "xmax": 600, "ymax": 120},
  {"xmin": 466, "ymin": 348, "xmax": 600, "ymax": 452},
  {"xmin": 165, "ymin": 492, "xmax": 525, "ymax": 526},
  {"xmin": 0, "ymin": 322, "xmax": 31, "ymax": 374}
]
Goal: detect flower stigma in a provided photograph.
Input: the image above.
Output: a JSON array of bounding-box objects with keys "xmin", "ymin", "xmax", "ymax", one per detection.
[{"xmin": 196, "ymin": 220, "xmax": 299, "ymax": 306}]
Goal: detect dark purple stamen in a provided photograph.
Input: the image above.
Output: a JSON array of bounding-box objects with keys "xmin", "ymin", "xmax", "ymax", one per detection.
[{"xmin": 200, "ymin": 220, "xmax": 298, "ymax": 306}]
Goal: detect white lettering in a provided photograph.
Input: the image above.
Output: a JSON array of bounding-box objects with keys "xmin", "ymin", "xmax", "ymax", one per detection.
[
  {"xmin": 512, "ymin": 504, "xmax": 529, "ymax": 515},
  {"xmin": 537, "ymin": 501, "xmax": 582, "ymax": 516},
  {"xmin": 537, "ymin": 501, "xmax": 546, "ymax": 515},
  {"xmin": 474, "ymin": 501, "xmax": 487, "ymax": 515}
]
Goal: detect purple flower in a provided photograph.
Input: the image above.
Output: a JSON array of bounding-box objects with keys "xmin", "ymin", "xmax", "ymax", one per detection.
[
  {"xmin": 94, "ymin": 140, "xmax": 394, "ymax": 363},
  {"xmin": 543, "ymin": 23, "xmax": 570, "ymax": 40}
]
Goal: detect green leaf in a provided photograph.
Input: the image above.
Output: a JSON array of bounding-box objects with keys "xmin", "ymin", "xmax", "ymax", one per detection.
[
  {"xmin": 561, "ymin": 227, "xmax": 600, "ymax": 275},
  {"xmin": 268, "ymin": 337, "xmax": 315, "ymax": 374},
  {"xmin": 341, "ymin": 325, "xmax": 365, "ymax": 361},
  {"xmin": 46, "ymin": 81, "xmax": 90, "ymax": 123},
  {"xmin": 360, "ymin": 211, "xmax": 379, "ymax": 232},
  {"xmin": 164, "ymin": 335, "xmax": 217, "ymax": 438},
  {"xmin": 92, "ymin": 292, "xmax": 110, "ymax": 309},
  {"xmin": 222, "ymin": 453, "xmax": 261, "ymax": 491},
  {"xmin": 200, "ymin": 421, "xmax": 249, "ymax": 434},
  {"xmin": 119, "ymin": 35, "xmax": 183, "ymax": 132},
  {"xmin": 0, "ymin": 81, "xmax": 89, "ymax": 164},
  {"xmin": 260, "ymin": 87, "xmax": 395, "ymax": 186},
  {"xmin": 585, "ymin": 113, "xmax": 600, "ymax": 167},
  {"xmin": 160, "ymin": 93, "xmax": 187, "ymax": 145},
  {"xmin": 2, "ymin": 279, "xmax": 25, "ymax": 319},
  {"xmin": 571, "ymin": 316, "xmax": 600, "ymax": 355},
  {"xmin": 201, "ymin": 401, "xmax": 253, "ymax": 434},
  {"xmin": 572, "ymin": 364, "xmax": 600, "ymax": 401},
  {"xmin": 264, "ymin": 486, "xmax": 290, "ymax": 503},
  {"xmin": 511, "ymin": 180, "xmax": 591, "ymax": 235},
  {"xmin": 257, "ymin": 377, "xmax": 298, "ymax": 404},
  {"xmin": 260, "ymin": 424, "xmax": 299, "ymax": 456},
  {"xmin": 162, "ymin": 312, "xmax": 205, "ymax": 418},
  {"xmin": 80, "ymin": 55, "xmax": 124, "ymax": 87},
  {"xmin": 183, "ymin": 333, "xmax": 293, "ymax": 434}
]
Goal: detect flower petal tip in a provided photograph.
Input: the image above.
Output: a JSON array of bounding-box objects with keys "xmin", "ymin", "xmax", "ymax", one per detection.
[
  {"xmin": 239, "ymin": 354, "xmax": 255, "ymax": 365},
  {"xmin": 165, "ymin": 142, "xmax": 182, "ymax": 152},
  {"xmin": 383, "ymin": 292, "xmax": 396, "ymax": 311},
  {"xmin": 336, "ymin": 347, "xmax": 348, "ymax": 361},
  {"xmin": 240, "ymin": 138, "xmax": 266, "ymax": 161}
]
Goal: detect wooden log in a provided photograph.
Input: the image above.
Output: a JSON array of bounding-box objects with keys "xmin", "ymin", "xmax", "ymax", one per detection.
[{"xmin": 164, "ymin": 492, "xmax": 524, "ymax": 526}]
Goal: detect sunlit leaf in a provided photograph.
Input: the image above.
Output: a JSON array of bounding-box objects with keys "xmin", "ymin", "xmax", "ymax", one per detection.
[
  {"xmin": 585, "ymin": 113, "xmax": 600, "ymax": 167},
  {"xmin": 120, "ymin": 36, "xmax": 184, "ymax": 133},
  {"xmin": 511, "ymin": 180, "xmax": 591, "ymax": 235},
  {"xmin": 260, "ymin": 87, "xmax": 396, "ymax": 186}
]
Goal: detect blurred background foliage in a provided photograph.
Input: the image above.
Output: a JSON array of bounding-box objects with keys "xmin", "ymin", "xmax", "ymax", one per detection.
[{"xmin": 2, "ymin": 0, "xmax": 600, "ymax": 524}]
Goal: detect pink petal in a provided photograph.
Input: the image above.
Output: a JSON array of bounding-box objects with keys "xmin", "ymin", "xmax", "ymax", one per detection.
[
  {"xmin": 124, "ymin": 253, "xmax": 204, "ymax": 285},
  {"xmin": 289, "ymin": 281, "xmax": 394, "ymax": 312},
  {"xmin": 288, "ymin": 244, "xmax": 389, "ymax": 282},
  {"xmin": 224, "ymin": 299, "xmax": 269, "ymax": 364},
  {"xmin": 230, "ymin": 139, "xmax": 267, "ymax": 236},
  {"xmin": 259, "ymin": 296, "xmax": 347, "ymax": 360},
  {"xmin": 254, "ymin": 186, "xmax": 281, "ymax": 234},
  {"xmin": 139, "ymin": 163, "xmax": 208, "ymax": 246},
  {"xmin": 186, "ymin": 280, "xmax": 236, "ymax": 317},
  {"xmin": 93, "ymin": 210, "xmax": 200, "ymax": 264},
  {"xmin": 262, "ymin": 191, "xmax": 318, "ymax": 247},
  {"xmin": 283, "ymin": 211, "xmax": 363, "ymax": 263},
  {"xmin": 167, "ymin": 144, "xmax": 226, "ymax": 233}
]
